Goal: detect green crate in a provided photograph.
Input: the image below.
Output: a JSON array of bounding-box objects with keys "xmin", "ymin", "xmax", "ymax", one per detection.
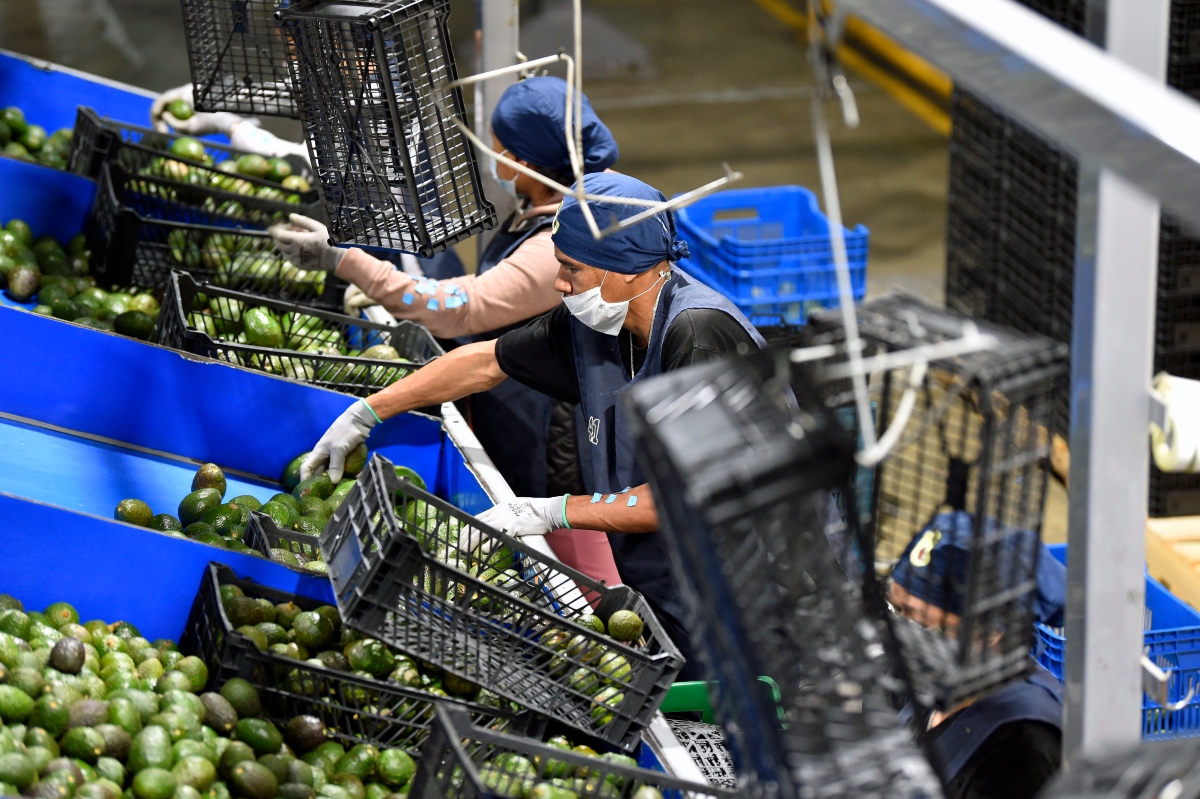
[{"xmin": 660, "ymin": 679, "xmax": 782, "ymax": 725}]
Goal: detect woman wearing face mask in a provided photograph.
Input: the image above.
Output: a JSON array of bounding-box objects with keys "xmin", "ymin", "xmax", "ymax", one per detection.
[
  {"xmin": 298, "ymin": 173, "xmax": 765, "ymax": 679},
  {"xmin": 268, "ymin": 77, "xmax": 622, "ymax": 587}
]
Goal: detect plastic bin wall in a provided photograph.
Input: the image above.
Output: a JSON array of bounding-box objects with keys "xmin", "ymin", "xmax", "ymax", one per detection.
[
  {"xmin": 0, "ymin": 49, "xmax": 154, "ymax": 135},
  {"xmin": 1033, "ymin": 544, "xmax": 1200, "ymax": 740},
  {"xmin": 674, "ymin": 185, "xmax": 869, "ymax": 326},
  {"xmin": 0, "ymin": 306, "xmax": 491, "ymax": 640}
]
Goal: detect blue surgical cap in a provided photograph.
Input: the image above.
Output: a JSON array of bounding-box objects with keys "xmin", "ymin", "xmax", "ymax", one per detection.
[
  {"xmin": 891, "ymin": 510, "xmax": 1065, "ymax": 626},
  {"xmin": 491, "ymin": 77, "xmax": 618, "ymax": 176},
  {"xmin": 551, "ymin": 173, "xmax": 690, "ymax": 274}
]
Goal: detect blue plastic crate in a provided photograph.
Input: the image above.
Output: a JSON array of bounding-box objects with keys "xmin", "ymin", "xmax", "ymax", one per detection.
[
  {"xmin": 674, "ymin": 186, "xmax": 869, "ymax": 326},
  {"xmin": 1032, "ymin": 544, "xmax": 1200, "ymax": 740}
]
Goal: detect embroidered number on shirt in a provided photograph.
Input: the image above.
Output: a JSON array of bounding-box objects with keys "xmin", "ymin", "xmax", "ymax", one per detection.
[{"xmin": 587, "ymin": 416, "xmax": 600, "ymax": 445}]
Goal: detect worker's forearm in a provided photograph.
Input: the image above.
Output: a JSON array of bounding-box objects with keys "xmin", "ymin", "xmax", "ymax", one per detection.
[
  {"xmin": 564, "ymin": 484, "xmax": 657, "ymax": 533},
  {"xmin": 365, "ymin": 341, "xmax": 505, "ymax": 420}
]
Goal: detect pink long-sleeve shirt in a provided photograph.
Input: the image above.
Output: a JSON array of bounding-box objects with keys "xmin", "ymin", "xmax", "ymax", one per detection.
[{"xmin": 333, "ymin": 207, "xmax": 561, "ymax": 339}]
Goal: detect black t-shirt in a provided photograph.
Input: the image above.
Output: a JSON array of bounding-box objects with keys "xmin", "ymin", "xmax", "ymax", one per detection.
[
  {"xmin": 924, "ymin": 719, "xmax": 1062, "ymax": 799},
  {"xmin": 494, "ymin": 302, "xmax": 757, "ymax": 404}
]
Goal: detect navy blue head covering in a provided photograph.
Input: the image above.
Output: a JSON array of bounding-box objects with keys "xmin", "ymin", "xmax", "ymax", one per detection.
[
  {"xmin": 551, "ymin": 173, "xmax": 691, "ymax": 274},
  {"xmin": 491, "ymin": 76, "xmax": 618, "ymax": 176},
  {"xmin": 891, "ymin": 510, "xmax": 1066, "ymax": 626}
]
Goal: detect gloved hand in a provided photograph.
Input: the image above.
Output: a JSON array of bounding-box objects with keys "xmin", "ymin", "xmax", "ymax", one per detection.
[
  {"xmin": 302, "ymin": 399, "xmax": 381, "ymax": 482},
  {"xmin": 151, "ymin": 84, "xmax": 195, "ymax": 132},
  {"xmin": 476, "ymin": 496, "xmax": 568, "ymax": 540},
  {"xmin": 269, "ymin": 214, "xmax": 348, "ymax": 273},
  {"xmin": 343, "ymin": 284, "xmax": 379, "ymax": 316},
  {"xmin": 152, "ymin": 84, "xmax": 248, "ymax": 137},
  {"xmin": 229, "ymin": 123, "xmax": 312, "ymax": 163}
]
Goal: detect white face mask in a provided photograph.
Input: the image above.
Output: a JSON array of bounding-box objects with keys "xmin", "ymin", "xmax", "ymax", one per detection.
[
  {"xmin": 562, "ymin": 270, "xmax": 667, "ymax": 336},
  {"xmin": 487, "ymin": 149, "xmax": 519, "ymax": 201}
]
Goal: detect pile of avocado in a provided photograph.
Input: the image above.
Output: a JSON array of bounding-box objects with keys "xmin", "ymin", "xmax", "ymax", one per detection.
[
  {"xmin": 0, "ymin": 106, "xmax": 73, "ymax": 170},
  {"xmin": 216, "ymin": 583, "xmax": 504, "ymax": 710},
  {"xmin": 167, "ymin": 231, "xmax": 325, "ymax": 300},
  {"xmin": 184, "ymin": 297, "xmax": 409, "ymax": 385},
  {"xmin": 0, "ymin": 594, "xmax": 418, "ymax": 799},
  {"xmin": 0, "ymin": 217, "xmax": 160, "ymax": 341},
  {"xmin": 111, "ymin": 450, "xmax": 418, "ymax": 569},
  {"xmin": 139, "ymin": 119, "xmax": 310, "ymax": 201},
  {"xmin": 475, "ymin": 743, "xmax": 662, "ymax": 799},
  {"xmin": 113, "ymin": 460, "xmax": 314, "ymax": 562}
]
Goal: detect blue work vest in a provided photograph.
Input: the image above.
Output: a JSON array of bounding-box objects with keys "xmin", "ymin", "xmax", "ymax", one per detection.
[
  {"xmin": 926, "ymin": 665, "xmax": 1063, "ymax": 783},
  {"xmin": 464, "ymin": 214, "xmax": 557, "ymax": 497},
  {"xmin": 570, "ymin": 269, "xmax": 765, "ymax": 649}
]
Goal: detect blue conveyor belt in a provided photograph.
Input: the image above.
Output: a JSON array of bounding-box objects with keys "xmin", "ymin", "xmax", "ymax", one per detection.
[{"xmin": 0, "ymin": 415, "xmax": 280, "ymax": 521}]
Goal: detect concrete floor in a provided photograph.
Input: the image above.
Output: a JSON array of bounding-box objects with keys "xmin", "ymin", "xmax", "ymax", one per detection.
[{"xmin": 0, "ymin": 0, "xmax": 949, "ymax": 302}]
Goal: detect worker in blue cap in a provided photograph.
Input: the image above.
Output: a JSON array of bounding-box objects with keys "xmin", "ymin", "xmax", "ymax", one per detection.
[
  {"xmin": 267, "ymin": 76, "xmax": 623, "ymax": 586},
  {"xmin": 889, "ymin": 510, "xmax": 1065, "ymax": 799},
  {"xmin": 301, "ymin": 172, "xmax": 765, "ymax": 678}
]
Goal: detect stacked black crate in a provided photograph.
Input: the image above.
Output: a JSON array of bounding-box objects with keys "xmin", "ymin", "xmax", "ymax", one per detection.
[{"xmin": 944, "ymin": 0, "xmax": 1200, "ymax": 514}]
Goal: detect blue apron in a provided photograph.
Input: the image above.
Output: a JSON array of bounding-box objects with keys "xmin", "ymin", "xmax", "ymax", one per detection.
[
  {"xmin": 570, "ymin": 269, "xmax": 765, "ymax": 678},
  {"xmin": 926, "ymin": 665, "xmax": 1063, "ymax": 783},
  {"xmin": 465, "ymin": 214, "xmax": 557, "ymax": 497}
]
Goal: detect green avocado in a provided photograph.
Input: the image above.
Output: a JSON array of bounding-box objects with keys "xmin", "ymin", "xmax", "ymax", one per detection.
[
  {"xmin": 128, "ymin": 725, "xmax": 173, "ymax": 772},
  {"xmin": 115, "ymin": 499, "xmax": 154, "ymax": 527},
  {"xmin": 199, "ymin": 505, "xmax": 242, "ymax": 536},
  {"xmin": 243, "ymin": 307, "xmax": 283, "ymax": 348},
  {"xmin": 228, "ymin": 760, "xmax": 277, "ymax": 799},
  {"xmin": 179, "ymin": 489, "xmax": 223, "ymax": 526},
  {"xmin": 281, "ymin": 453, "xmax": 309, "ymax": 492},
  {"xmin": 292, "ymin": 474, "xmax": 333, "ymax": 501},
  {"xmin": 218, "ymin": 679, "xmax": 261, "ymax": 719},
  {"xmin": 192, "ymin": 464, "xmax": 228, "ymax": 499},
  {"xmin": 114, "ymin": 310, "xmax": 156, "ymax": 340},
  {"xmin": 150, "ymin": 514, "xmax": 183, "ymax": 532}
]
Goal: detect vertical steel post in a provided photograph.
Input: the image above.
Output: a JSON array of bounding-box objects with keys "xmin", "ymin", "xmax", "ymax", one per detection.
[
  {"xmin": 1063, "ymin": 0, "xmax": 1172, "ymax": 759},
  {"xmin": 474, "ymin": 0, "xmax": 520, "ymax": 257}
]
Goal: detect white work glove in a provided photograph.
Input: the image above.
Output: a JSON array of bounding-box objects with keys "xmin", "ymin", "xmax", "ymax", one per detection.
[
  {"xmin": 229, "ymin": 123, "xmax": 311, "ymax": 163},
  {"xmin": 151, "ymin": 84, "xmax": 196, "ymax": 132},
  {"xmin": 269, "ymin": 214, "xmax": 348, "ymax": 273},
  {"xmin": 476, "ymin": 496, "xmax": 568, "ymax": 540},
  {"xmin": 343, "ymin": 284, "xmax": 379, "ymax": 316},
  {"xmin": 302, "ymin": 399, "xmax": 381, "ymax": 482}
]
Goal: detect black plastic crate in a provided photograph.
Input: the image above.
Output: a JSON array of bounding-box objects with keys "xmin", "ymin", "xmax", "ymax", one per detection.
[
  {"xmin": 181, "ymin": 0, "xmax": 301, "ymax": 117},
  {"xmin": 179, "ymin": 562, "xmax": 532, "ymax": 752},
  {"xmin": 244, "ymin": 510, "xmax": 326, "ymax": 571},
  {"xmin": 408, "ymin": 705, "xmax": 737, "ymax": 799},
  {"xmin": 88, "ymin": 164, "xmax": 345, "ymax": 306},
  {"xmin": 69, "ymin": 107, "xmax": 316, "ymax": 199},
  {"xmin": 626, "ymin": 349, "xmax": 941, "ymax": 798},
  {"xmin": 277, "ymin": 0, "xmax": 496, "ymax": 255},
  {"xmin": 158, "ymin": 270, "xmax": 442, "ymax": 395},
  {"xmin": 1014, "ymin": 0, "xmax": 1086, "ymax": 33},
  {"xmin": 1150, "ymin": 470, "xmax": 1200, "ymax": 517},
  {"xmin": 319, "ymin": 455, "xmax": 684, "ymax": 750},
  {"xmin": 1168, "ymin": 0, "xmax": 1200, "ymax": 99},
  {"xmin": 811, "ymin": 293, "xmax": 1069, "ymax": 712}
]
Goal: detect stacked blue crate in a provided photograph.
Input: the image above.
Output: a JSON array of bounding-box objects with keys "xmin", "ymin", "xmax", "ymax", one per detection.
[
  {"xmin": 1033, "ymin": 544, "xmax": 1200, "ymax": 740},
  {"xmin": 675, "ymin": 185, "xmax": 869, "ymax": 326}
]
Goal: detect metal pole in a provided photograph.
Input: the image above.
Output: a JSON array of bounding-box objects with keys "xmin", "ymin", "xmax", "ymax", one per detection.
[
  {"xmin": 474, "ymin": 0, "xmax": 520, "ymax": 258},
  {"xmin": 1063, "ymin": 0, "xmax": 1171, "ymax": 758}
]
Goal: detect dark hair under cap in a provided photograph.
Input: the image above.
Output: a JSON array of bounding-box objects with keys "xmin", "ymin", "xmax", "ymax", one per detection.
[{"xmin": 491, "ymin": 76, "xmax": 619, "ymax": 177}]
